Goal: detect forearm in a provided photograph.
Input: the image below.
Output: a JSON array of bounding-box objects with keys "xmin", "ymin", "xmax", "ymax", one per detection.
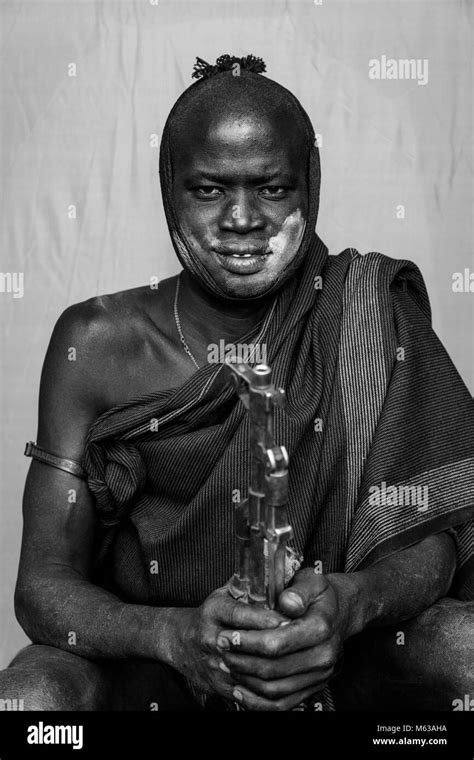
[
  {"xmin": 329, "ymin": 531, "xmax": 456, "ymax": 639},
  {"xmin": 15, "ymin": 569, "xmax": 192, "ymax": 665}
]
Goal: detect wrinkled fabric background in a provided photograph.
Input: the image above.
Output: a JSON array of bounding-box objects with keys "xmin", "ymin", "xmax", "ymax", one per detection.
[{"xmin": 0, "ymin": 0, "xmax": 472, "ymax": 667}]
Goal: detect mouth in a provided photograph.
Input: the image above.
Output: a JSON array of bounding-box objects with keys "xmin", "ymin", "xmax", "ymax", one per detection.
[
  {"xmin": 212, "ymin": 247, "xmax": 270, "ymax": 275},
  {"xmin": 211, "ymin": 242, "xmax": 271, "ymax": 275},
  {"xmin": 212, "ymin": 244, "xmax": 270, "ymax": 257},
  {"xmin": 227, "ymin": 252, "xmax": 261, "ymax": 258}
]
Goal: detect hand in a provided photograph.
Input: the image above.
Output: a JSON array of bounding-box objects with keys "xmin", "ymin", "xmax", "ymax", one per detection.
[
  {"xmin": 168, "ymin": 585, "xmax": 287, "ymax": 703},
  {"xmin": 217, "ymin": 569, "xmax": 360, "ymax": 710}
]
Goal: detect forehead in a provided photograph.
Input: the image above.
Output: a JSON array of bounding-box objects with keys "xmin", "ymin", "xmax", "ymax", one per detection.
[{"xmin": 172, "ymin": 112, "xmax": 306, "ymax": 177}]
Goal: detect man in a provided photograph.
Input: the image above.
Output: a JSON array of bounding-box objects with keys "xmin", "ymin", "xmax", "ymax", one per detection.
[{"xmin": 2, "ymin": 55, "xmax": 473, "ymax": 711}]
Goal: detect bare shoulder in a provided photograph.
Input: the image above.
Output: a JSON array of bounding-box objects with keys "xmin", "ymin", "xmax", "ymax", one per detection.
[
  {"xmin": 44, "ymin": 293, "xmax": 125, "ymax": 392},
  {"xmin": 40, "ymin": 280, "xmax": 176, "ymax": 422},
  {"xmin": 50, "ymin": 281, "xmax": 172, "ymax": 360},
  {"xmin": 52, "ymin": 287, "xmax": 146, "ymax": 345}
]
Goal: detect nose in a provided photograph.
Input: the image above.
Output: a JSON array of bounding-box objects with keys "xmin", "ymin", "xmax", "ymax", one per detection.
[{"xmin": 219, "ymin": 189, "xmax": 265, "ymax": 234}]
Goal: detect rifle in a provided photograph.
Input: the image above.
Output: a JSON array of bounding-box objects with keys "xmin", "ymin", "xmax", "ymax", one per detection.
[
  {"xmin": 225, "ymin": 359, "xmax": 300, "ymax": 610},
  {"xmin": 223, "ymin": 359, "xmax": 331, "ymax": 713}
]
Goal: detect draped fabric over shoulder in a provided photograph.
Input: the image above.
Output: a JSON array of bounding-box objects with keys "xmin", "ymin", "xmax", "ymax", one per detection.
[{"xmin": 82, "ymin": 234, "xmax": 474, "ymax": 606}]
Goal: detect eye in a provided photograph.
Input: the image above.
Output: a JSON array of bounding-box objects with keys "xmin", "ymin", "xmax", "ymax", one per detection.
[
  {"xmin": 259, "ymin": 186, "xmax": 288, "ymax": 198},
  {"xmin": 194, "ymin": 186, "xmax": 223, "ymax": 199}
]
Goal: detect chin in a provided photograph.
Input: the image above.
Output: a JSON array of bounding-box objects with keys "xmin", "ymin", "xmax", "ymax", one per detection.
[{"xmin": 217, "ymin": 272, "xmax": 280, "ymax": 300}]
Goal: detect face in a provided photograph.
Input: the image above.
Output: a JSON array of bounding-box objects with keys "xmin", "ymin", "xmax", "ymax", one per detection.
[{"xmin": 171, "ymin": 110, "xmax": 308, "ymax": 298}]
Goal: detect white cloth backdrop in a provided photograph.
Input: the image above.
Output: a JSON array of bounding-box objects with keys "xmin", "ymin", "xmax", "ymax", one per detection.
[{"xmin": 1, "ymin": 0, "xmax": 472, "ymax": 667}]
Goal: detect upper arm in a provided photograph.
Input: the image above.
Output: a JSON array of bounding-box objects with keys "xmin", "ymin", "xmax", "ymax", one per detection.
[{"xmin": 16, "ymin": 302, "xmax": 109, "ymax": 594}]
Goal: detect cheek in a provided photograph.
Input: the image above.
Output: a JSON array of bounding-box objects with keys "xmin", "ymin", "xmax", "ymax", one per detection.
[
  {"xmin": 267, "ymin": 209, "xmax": 306, "ymax": 257},
  {"xmin": 178, "ymin": 203, "xmax": 218, "ymax": 245},
  {"xmin": 179, "ymin": 226, "xmax": 206, "ymax": 254},
  {"xmin": 178, "ymin": 223, "xmax": 219, "ymax": 261}
]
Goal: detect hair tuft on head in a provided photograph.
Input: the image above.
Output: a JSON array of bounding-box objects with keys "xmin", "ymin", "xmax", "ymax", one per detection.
[{"xmin": 192, "ymin": 54, "xmax": 266, "ymax": 80}]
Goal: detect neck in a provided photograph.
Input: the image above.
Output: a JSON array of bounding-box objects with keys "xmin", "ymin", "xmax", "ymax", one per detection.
[{"xmin": 178, "ymin": 270, "xmax": 272, "ymax": 344}]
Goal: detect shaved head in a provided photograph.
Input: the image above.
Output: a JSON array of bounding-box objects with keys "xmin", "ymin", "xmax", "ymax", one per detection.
[{"xmin": 169, "ymin": 72, "xmax": 310, "ymax": 166}]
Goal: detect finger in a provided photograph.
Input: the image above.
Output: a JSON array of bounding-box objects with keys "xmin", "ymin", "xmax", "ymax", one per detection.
[
  {"xmin": 221, "ymin": 644, "xmax": 336, "ymax": 680},
  {"xmin": 218, "ymin": 615, "xmax": 332, "ymax": 657},
  {"xmin": 208, "ymin": 654, "xmax": 237, "ymax": 685},
  {"xmin": 205, "ymin": 655, "xmax": 241, "ymax": 702},
  {"xmin": 234, "ymin": 668, "xmax": 331, "ymax": 700},
  {"xmin": 232, "ymin": 682, "xmax": 327, "ymax": 712},
  {"xmin": 213, "ymin": 596, "xmax": 286, "ymax": 632},
  {"xmin": 278, "ymin": 569, "xmax": 330, "ymax": 618}
]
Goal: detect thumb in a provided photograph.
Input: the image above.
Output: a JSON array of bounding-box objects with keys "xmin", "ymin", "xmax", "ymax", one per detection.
[{"xmin": 278, "ymin": 569, "xmax": 329, "ymax": 619}]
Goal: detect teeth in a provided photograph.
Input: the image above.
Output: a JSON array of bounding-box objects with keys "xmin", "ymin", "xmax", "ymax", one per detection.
[{"xmin": 231, "ymin": 253, "xmax": 253, "ymax": 258}]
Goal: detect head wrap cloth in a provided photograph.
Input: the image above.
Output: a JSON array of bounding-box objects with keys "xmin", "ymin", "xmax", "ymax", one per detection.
[{"xmin": 159, "ymin": 61, "xmax": 323, "ymax": 299}]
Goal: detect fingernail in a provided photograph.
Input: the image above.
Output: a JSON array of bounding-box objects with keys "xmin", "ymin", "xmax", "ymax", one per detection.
[
  {"xmin": 233, "ymin": 688, "xmax": 243, "ymax": 702},
  {"xmin": 217, "ymin": 636, "xmax": 230, "ymax": 650},
  {"xmin": 219, "ymin": 660, "xmax": 230, "ymax": 674},
  {"xmin": 266, "ymin": 617, "xmax": 280, "ymax": 627},
  {"xmin": 285, "ymin": 591, "xmax": 303, "ymax": 609}
]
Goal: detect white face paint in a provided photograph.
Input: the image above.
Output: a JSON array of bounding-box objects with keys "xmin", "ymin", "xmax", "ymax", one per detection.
[
  {"xmin": 267, "ymin": 209, "xmax": 306, "ymax": 257},
  {"xmin": 173, "ymin": 207, "xmax": 307, "ymax": 298}
]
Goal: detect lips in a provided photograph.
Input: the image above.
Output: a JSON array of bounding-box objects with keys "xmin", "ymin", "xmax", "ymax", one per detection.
[
  {"xmin": 215, "ymin": 251, "xmax": 270, "ymax": 275},
  {"xmin": 209, "ymin": 240, "xmax": 271, "ymax": 274},
  {"xmin": 211, "ymin": 242, "xmax": 270, "ymax": 257}
]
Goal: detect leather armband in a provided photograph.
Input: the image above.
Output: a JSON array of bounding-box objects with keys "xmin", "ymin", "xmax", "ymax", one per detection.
[{"xmin": 24, "ymin": 441, "xmax": 85, "ymax": 479}]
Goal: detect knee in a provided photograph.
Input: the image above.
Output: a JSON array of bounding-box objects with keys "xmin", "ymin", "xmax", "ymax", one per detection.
[
  {"xmin": 23, "ymin": 672, "xmax": 75, "ymax": 711},
  {"xmin": 334, "ymin": 597, "xmax": 474, "ymax": 710},
  {"xmin": 412, "ymin": 598, "xmax": 474, "ymax": 696},
  {"xmin": 1, "ymin": 645, "xmax": 105, "ymax": 710}
]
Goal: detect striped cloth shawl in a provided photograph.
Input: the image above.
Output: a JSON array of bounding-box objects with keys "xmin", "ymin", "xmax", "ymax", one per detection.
[{"xmin": 82, "ymin": 234, "xmax": 474, "ymax": 605}]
